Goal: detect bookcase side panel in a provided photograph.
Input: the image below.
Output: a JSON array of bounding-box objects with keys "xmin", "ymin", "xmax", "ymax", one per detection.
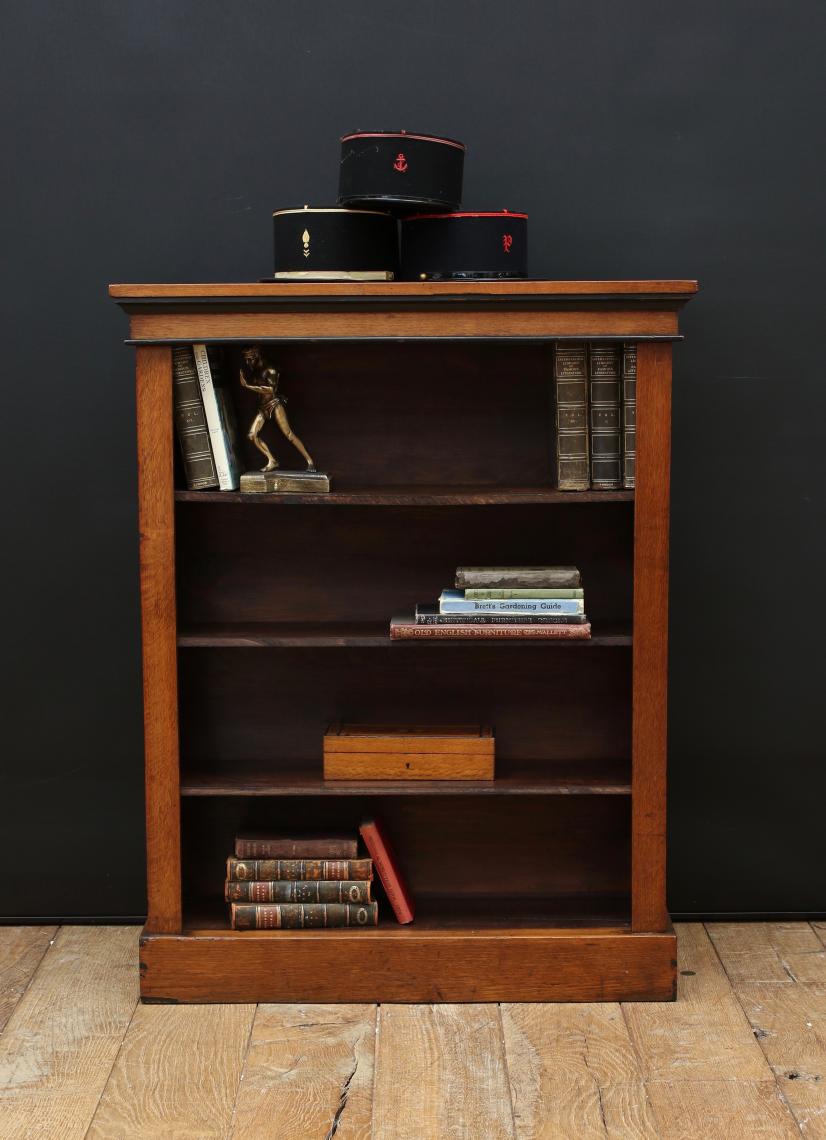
[
  {"xmin": 136, "ymin": 345, "xmax": 182, "ymax": 933},
  {"xmin": 631, "ymin": 342, "xmax": 672, "ymax": 933}
]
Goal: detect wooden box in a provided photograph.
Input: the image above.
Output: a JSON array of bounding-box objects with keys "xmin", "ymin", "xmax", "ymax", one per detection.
[{"xmin": 323, "ymin": 723, "xmax": 495, "ymax": 781}]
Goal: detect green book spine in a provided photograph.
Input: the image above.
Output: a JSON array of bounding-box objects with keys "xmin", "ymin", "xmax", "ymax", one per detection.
[{"xmin": 464, "ymin": 588, "xmax": 584, "ymax": 600}]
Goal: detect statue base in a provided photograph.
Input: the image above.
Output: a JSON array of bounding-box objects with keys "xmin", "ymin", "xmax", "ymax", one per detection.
[{"xmin": 239, "ymin": 469, "xmax": 331, "ymax": 494}]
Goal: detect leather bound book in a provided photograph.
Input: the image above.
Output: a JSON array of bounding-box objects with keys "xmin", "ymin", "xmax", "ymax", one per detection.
[
  {"xmin": 227, "ymin": 857, "xmax": 373, "ymax": 882},
  {"xmin": 234, "ymin": 834, "xmax": 358, "ymax": 859},
  {"xmin": 359, "ymin": 818, "xmax": 415, "ymax": 924},
  {"xmin": 589, "ymin": 344, "xmax": 622, "ymax": 489},
  {"xmin": 225, "ymin": 880, "xmax": 372, "ymax": 904},
  {"xmin": 230, "ymin": 902, "xmax": 378, "ymax": 929},
  {"xmin": 172, "ymin": 346, "xmax": 219, "ymax": 490},
  {"xmin": 552, "ymin": 344, "xmax": 590, "ymax": 490},
  {"xmin": 622, "ymin": 343, "xmax": 637, "ymax": 489}
]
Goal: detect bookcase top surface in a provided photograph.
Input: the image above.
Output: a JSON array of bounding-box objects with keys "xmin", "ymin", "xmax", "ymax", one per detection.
[{"xmin": 110, "ymin": 279, "xmax": 698, "ymax": 303}]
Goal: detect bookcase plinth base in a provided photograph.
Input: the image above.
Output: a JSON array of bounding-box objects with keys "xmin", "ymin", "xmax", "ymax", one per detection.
[{"xmin": 139, "ymin": 926, "xmax": 677, "ymax": 1004}]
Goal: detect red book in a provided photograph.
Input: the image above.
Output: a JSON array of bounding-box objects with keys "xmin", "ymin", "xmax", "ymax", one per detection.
[
  {"xmin": 359, "ymin": 818, "xmax": 415, "ymax": 924},
  {"xmin": 390, "ymin": 616, "xmax": 591, "ymax": 640}
]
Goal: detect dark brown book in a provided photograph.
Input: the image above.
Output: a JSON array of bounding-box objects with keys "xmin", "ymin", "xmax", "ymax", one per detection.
[
  {"xmin": 225, "ymin": 880, "xmax": 372, "ymax": 904},
  {"xmin": 234, "ymin": 833, "xmax": 358, "ymax": 859},
  {"xmin": 226, "ymin": 857, "xmax": 373, "ymax": 882},
  {"xmin": 230, "ymin": 902, "xmax": 378, "ymax": 929},
  {"xmin": 172, "ymin": 346, "xmax": 219, "ymax": 490},
  {"xmin": 622, "ymin": 343, "xmax": 636, "ymax": 489},
  {"xmin": 589, "ymin": 344, "xmax": 622, "ymax": 489},
  {"xmin": 552, "ymin": 344, "xmax": 590, "ymax": 489}
]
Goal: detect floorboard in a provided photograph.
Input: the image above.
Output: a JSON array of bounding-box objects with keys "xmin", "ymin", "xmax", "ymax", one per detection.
[{"xmin": 0, "ymin": 927, "xmax": 57, "ymax": 1035}]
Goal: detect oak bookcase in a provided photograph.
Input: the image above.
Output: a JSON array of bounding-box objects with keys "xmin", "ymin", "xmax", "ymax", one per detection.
[{"xmin": 110, "ymin": 279, "xmax": 697, "ymax": 1003}]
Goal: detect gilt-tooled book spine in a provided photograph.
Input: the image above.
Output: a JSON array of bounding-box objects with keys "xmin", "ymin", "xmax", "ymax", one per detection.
[
  {"xmin": 455, "ymin": 566, "xmax": 581, "ymax": 589},
  {"xmin": 553, "ymin": 344, "xmax": 590, "ymax": 490},
  {"xmin": 415, "ymin": 605, "xmax": 586, "ymax": 625},
  {"xmin": 392, "ymin": 617, "xmax": 591, "ymax": 640},
  {"xmin": 227, "ymin": 857, "xmax": 373, "ymax": 882},
  {"xmin": 225, "ymin": 880, "xmax": 372, "ymax": 904},
  {"xmin": 622, "ymin": 343, "xmax": 636, "ymax": 489},
  {"xmin": 192, "ymin": 344, "xmax": 240, "ymax": 491},
  {"xmin": 172, "ymin": 347, "xmax": 219, "ymax": 489},
  {"xmin": 234, "ymin": 834, "xmax": 358, "ymax": 859},
  {"xmin": 230, "ymin": 902, "xmax": 378, "ymax": 929},
  {"xmin": 589, "ymin": 344, "xmax": 622, "ymax": 489}
]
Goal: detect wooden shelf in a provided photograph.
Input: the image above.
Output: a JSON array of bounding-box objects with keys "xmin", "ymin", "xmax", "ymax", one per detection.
[
  {"xmin": 180, "ymin": 760, "xmax": 631, "ymax": 797},
  {"xmin": 175, "ymin": 485, "xmax": 634, "ymax": 506},
  {"xmin": 177, "ymin": 621, "xmax": 632, "ymax": 648}
]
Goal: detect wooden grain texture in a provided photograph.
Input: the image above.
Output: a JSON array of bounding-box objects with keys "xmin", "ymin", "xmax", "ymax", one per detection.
[
  {"xmin": 127, "ymin": 307, "xmax": 679, "ymax": 342},
  {"xmin": 0, "ymin": 927, "xmax": 56, "ymax": 1035},
  {"xmin": 135, "ymin": 345, "xmax": 181, "ymax": 933},
  {"xmin": 372, "ymin": 1004, "xmax": 515, "ymax": 1139},
  {"xmin": 323, "ymin": 752, "xmax": 495, "ymax": 781},
  {"xmin": 229, "ymin": 1004, "xmax": 375, "ymax": 1140},
  {"xmin": 631, "ymin": 341, "xmax": 672, "ymax": 933},
  {"xmin": 110, "ymin": 279, "xmax": 699, "ymax": 299},
  {"xmin": 139, "ymin": 929, "xmax": 675, "ymax": 1003},
  {"xmin": 708, "ymin": 920, "xmax": 826, "ymax": 985},
  {"xmin": 0, "ymin": 927, "xmax": 137, "ymax": 1140},
  {"xmin": 643, "ymin": 1079, "xmax": 801, "ymax": 1139},
  {"xmin": 501, "ymin": 1002, "xmax": 658, "ymax": 1138},
  {"xmin": 86, "ymin": 1002, "xmax": 255, "ymax": 1139}
]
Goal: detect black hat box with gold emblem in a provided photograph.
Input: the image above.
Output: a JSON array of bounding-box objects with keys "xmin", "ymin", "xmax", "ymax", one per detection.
[
  {"xmin": 400, "ymin": 210, "xmax": 528, "ymax": 280},
  {"xmin": 338, "ymin": 131, "xmax": 465, "ymax": 212},
  {"xmin": 272, "ymin": 206, "xmax": 398, "ymax": 281}
]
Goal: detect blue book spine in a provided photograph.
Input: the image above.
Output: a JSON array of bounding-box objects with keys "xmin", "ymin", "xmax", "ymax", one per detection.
[{"xmin": 438, "ymin": 590, "xmax": 585, "ymax": 616}]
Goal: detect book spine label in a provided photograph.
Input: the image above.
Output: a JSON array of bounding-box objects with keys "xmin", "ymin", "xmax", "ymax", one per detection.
[
  {"xmin": 622, "ymin": 343, "xmax": 636, "ymax": 489},
  {"xmin": 234, "ymin": 836, "xmax": 358, "ymax": 859},
  {"xmin": 225, "ymin": 880, "xmax": 372, "ymax": 904},
  {"xmin": 171, "ymin": 347, "xmax": 219, "ymax": 489},
  {"xmin": 455, "ymin": 567, "xmax": 581, "ymax": 589},
  {"xmin": 392, "ymin": 622, "xmax": 592, "ymax": 640},
  {"xmin": 227, "ymin": 857, "xmax": 373, "ymax": 881},
  {"xmin": 231, "ymin": 902, "xmax": 378, "ymax": 929},
  {"xmin": 193, "ymin": 344, "xmax": 239, "ymax": 490},
  {"xmin": 439, "ymin": 593, "xmax": 584, "ymax": 615},
  {"xmin": 415, "ymin": 611, "xmax": 587, "ymax": 625},
  {"xmin": 589, "ymin": 344, "xmax": 622, "ymax": 489},
  {"xmin": 553, "ymin": 344, "xmax": 590, "ymax": 489},
  {"xmin": 464, "ymin": 588, "xmax": 584, "ymax": 600}
]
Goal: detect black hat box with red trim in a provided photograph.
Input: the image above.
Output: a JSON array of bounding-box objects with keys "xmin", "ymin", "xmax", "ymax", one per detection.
[
  {"xmin": 338, "ymin": 131, "xmax": 465, "ymax": 212},
  {"xmin": 272, "ymin": 206, "xmax": 398, "ymax": 281},
  {"xmin": 400, "ymin": 210, "xmax": 528, "ymax": 280}
]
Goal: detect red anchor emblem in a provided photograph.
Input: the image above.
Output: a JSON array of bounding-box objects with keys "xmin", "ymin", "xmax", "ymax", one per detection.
[
  {"xmin": 393, "ymin": 152, "xmax": 408, "ymax": 173},
  {"xmin": 502, "ymin": 233, "xmax": 513, "ymax": 253}
]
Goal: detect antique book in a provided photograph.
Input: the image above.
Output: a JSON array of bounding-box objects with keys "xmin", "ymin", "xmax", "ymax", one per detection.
[
  {"xmin": 589, "ymin": 344, "xmax": 622, "ymax": 489},
  {"xmin": 622, "ymin": 343, "xmax": 637, "ymax": 489},
  {"xmin": 225, "ymin": 879, "xmax": 371, "ymax": 904},
  {"xmin": 391, "ymin": 617, "xmax": 591, "ymax": 640},
  {"xmin": 234, "ymin": 833, "xmax": 358, "ymax": 859},
  {"xmin": 231, "ymin": 902, "xmax": 378, "ymax": 929},
  {"xmin": 171, "ymin": 346, "xmax": 219, "ymax": 489},
  {"xmin": 359, "ymin": 818, "xmax": 415, "ymax": 924},
  {"xmin": 324, "ymin": 724, "xmax": 494, "ymax": 781},
  {"xmin": 455, "ymin": 566, "xmax": 581, "ymax": 589},
  {"xmin": 439, "ymin": 590, "xmax": 584, "ymax": 616},
  {"xmin": 415, "ymin": 604, "xmax": 587, "ymax": 626},
  {"xmin": 552, "ymin": 343, "xmax": 590, "ymax": 489},
  {"xmin": 192, "ymin": 344, "xmax": 240, "ymax": 490},
  {"xmin": 464, "ymin": 588, "xmax": 584, "ymax": 600},
  {"xmin": 227, "ymin": 857, "xmax": 373, "ymax": 882}
]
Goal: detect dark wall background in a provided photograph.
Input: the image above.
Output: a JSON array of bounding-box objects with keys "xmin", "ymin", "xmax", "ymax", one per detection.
[{"xmin": 2, "ymin": 0, "xmax": 824, "ymax": 919}]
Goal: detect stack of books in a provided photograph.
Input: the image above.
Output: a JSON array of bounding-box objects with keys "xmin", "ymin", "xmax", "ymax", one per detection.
[{"xmin": 391, "ymin": 566, "xmax": 591, "ymax": 640}]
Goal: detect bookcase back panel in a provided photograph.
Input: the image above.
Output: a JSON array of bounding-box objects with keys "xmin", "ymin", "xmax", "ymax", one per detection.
[
  {"xmin": 179, "ymin": 645, "xmax": 631, "ymax": 766},
  {"xmin": 176, "ymin": 503, "xmax": 633, "ymax": 626},
  {"xmin": 182, "ymin": 795, "xmax": 630, "ymax": 905}
]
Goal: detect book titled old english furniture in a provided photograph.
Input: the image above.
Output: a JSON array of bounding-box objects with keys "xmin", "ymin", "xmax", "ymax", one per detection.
[{"xmin": 110, "ymin": 278, "xmax": 697, "ymax": 1003}]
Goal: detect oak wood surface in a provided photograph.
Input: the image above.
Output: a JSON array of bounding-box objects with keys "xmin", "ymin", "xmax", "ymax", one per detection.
[
  {"xmin": 0, "ymin": 927, "xmax": 56, "ymax": 1035},
  {"xmin": 86, "ymin": 1002, "xmax": 255, "ymax": 1139},
  {"xmin": 501, "ymin": 1002, "xmax": 659, "ymax": 1138},
  {"xmin": 111, "ymin": 279, "xmax": 698, "ymax": 299},
  {"xmin": 0, "ymin": 927, "xmax": 138, "ymax": 1140},
  {"xmin": 323, "ymin": 751, "xmax": 495, "ymax": 781},
  {"xmin": 631, "ymin": 342, "xmax": 672, "ymax": 933},
  {"xmin": 229, "ymin": 1004, "xmax": 376, "ymax": 1140},
  {"xmin": 371, "ymin": 1004, "xmax": 515, "ymax": 1139},
  {"xmin": 642, "ymin": 1080, "xmax": 801, "ymax": 1140},
  {"xmin": 135, "ymin": 345, "xmax": 181, "ymax": 934}
]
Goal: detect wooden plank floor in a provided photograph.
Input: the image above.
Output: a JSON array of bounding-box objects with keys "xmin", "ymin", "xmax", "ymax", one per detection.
[{"xmin": 0, "ymin": 923, "xmax": 823, "ymax": 1138}]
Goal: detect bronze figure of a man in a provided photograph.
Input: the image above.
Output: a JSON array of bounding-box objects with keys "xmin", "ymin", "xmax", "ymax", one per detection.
[{"xmin": 239, "ymin": 345, "xmax": 315, "ymax": 471}]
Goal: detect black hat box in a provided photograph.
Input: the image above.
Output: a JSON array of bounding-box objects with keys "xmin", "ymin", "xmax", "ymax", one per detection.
[
  {"xmin": 338, "ymin": 130, "xmax": 465, "ymax": 213},
  {"xmin": 400, "ymin": 210, "xmax": 528, "ymax": 280},
  {"xmin": 272, "ymin": 206, "xmax": 398, "ymax": 280}
]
